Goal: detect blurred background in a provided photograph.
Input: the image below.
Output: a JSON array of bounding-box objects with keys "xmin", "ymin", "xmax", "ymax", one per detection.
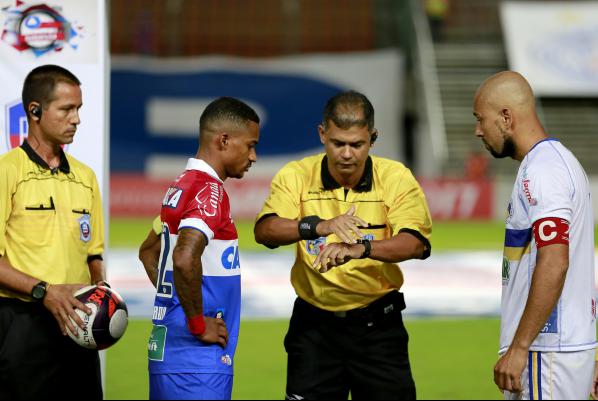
[{"xmin": 101, "ymin": 0, "xmax": 598, "ymax": 399}]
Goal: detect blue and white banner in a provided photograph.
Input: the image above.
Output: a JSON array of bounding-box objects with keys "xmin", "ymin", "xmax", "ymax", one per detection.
[
  {"xmin": 110, "ymin": 50, "xmax": 404, "ymax": 177},
  {"xmin": 501, "ymin": 1, "xmax": 598, "ymax": 97},
  {"xmin": 0, "ymin": 0, "xmax": 109, "ymax": 191}
]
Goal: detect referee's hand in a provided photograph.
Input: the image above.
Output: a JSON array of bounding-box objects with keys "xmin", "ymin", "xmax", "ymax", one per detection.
[
  {"xmin": 313, "ymin": 242, "xmax": 364, "ymax": 273},
  {"xmin": 43, "ymin": 284, "xmax": 92, "ymax": 336},
  {"xmin": 317, "ymin": 206, "xmax": 368, "ymax": 244}
]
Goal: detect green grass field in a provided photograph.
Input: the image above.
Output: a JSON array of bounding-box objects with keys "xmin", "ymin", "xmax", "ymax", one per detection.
[
  {"xmin": 106, "ymin": 318, "xmax": 502, "ymax": 400},
  {"xmin": 110, "ymin": 218, "xmax": 514, "ymax": 252},
  {"xmin": 106, "ymin": 218, "xmax": 597, "ymax": 399}
]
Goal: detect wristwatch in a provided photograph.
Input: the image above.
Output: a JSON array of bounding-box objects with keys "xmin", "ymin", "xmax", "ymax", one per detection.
[
  {"xmin": 31, "ymin": 281, "xmax": 48, "ymax": 301},
  {"xmin": 357, "ymin": 238, "xmax": 372, "ymax": 259}
]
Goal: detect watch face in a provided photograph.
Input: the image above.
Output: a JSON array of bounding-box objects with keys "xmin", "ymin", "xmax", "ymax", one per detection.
[{"xmin": 32, "ymin": 283, "xmax": 46, "ymax": 299}]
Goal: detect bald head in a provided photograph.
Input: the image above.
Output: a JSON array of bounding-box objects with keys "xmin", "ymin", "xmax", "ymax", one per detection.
[
  {"xmin": 473, "ymin": 71, "xmax": 547, "ymax": 161},
  {"xmin": 475, "ymin": 71, "xmax": 536, "ymax": 115}
]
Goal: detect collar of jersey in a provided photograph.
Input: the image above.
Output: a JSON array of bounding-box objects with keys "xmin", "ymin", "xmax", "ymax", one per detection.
[
  {"xmin": 528, "ymin": 137, "xmax": 559, "ymax": 154},
  {"xmin": 185, "ymin": 158, "xmax": 223, "ymax": 183},
  {"xmin": 321, "ymin": 155, "xmax": 373, "ymax": 192},
  {"xmin": 20, "ymin": 140, "xmax": 70, "ymax": 174}
]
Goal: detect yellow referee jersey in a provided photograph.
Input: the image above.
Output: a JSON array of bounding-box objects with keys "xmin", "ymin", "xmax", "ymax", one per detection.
[
  {"xmin": 257, "ymin": 153, "xmax": 432, "ymax": 311},
  {"xmin": 0, "ymin": 142, "xmax": 104, "ymax": 300},
  {"xmin": 151, "ymin": 215, "xmax": 162, "ymax": 236}
]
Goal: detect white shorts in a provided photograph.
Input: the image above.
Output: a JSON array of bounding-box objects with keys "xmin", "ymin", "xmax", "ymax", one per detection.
[{"xmin": 504, "ymin": 349, "xmax": 595, "ymax": 400}]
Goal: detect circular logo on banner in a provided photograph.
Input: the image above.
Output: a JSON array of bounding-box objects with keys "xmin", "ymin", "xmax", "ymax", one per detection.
[
  {"xmin": 20, "ymin": 10, "xmax": 63, "ymax": 49},
  {"xmin": 1, "ymin": 1, "xmax": 83, "ymax": 57}
]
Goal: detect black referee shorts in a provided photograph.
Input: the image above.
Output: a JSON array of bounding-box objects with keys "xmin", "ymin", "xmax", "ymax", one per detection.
[
  {"xmin": 284, "ymin": 291, "xmax": 416, "ymax": 400},
  {"xmin": 0, "ymin": 297, "xmax": 102, "ymax": 400}
]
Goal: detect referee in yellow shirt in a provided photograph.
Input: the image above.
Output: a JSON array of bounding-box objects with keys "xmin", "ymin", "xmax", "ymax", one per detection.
[
  {"xmin": 254, "ymin": 91, "xmax": 432, "ymax": 400},
  {"xmin": 0, "ymin": 65, "xmax": 107, "ymax": 399}
]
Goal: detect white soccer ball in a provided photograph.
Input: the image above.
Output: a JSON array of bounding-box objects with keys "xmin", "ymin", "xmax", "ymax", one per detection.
[{"xmin": 67, "ymin": 285, "xmax": 129, "ymax": 350}]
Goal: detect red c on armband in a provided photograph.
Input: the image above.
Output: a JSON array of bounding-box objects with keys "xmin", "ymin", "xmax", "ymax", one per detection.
[{"xmin": 532, "ymin": 217, "xmax": 569, "ymax": 248}]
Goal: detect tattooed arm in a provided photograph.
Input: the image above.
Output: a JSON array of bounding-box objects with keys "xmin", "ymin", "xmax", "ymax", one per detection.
[{"xmin": 172, "ymin": 228, "xmax": 228, "ymax": 347}]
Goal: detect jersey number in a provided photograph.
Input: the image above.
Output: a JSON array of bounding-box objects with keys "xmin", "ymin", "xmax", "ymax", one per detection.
[{"xmin": 156, "ymin": 224, "xmax": 174, "ymax": 298}]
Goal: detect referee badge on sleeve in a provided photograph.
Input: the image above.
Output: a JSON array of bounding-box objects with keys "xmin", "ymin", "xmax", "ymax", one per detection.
[{"xmin": 78, "ymin": 214, "xmax": 91, "ymax": 243}]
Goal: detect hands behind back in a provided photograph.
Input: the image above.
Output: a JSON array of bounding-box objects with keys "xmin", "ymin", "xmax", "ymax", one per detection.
[{"xmin": 197, "ymin": 316, "xmax": 229, "ymax": 348}]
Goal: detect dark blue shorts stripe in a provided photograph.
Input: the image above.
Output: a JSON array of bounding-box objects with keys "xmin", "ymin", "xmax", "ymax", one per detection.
[{"xmin": 528, "ymin": 352, "xmax": 534, "ymax": 400}]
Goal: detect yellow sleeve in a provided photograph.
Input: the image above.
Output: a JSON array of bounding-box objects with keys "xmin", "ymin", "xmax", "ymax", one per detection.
[
  {"xmin": 88, "ymin": 172, "xmax": 105, "ymax": 257},
  {"xmin": 152, "ymin": 216, "xmax": 162, "ymax": 236},
  {"xmin": 595, "ymin": 348, "xmax": 598, "ymax": 362},
  {"xmin": 386, "ymin": 168, "xmax": 432, "ymax": 244},
  {"xmin": 256, "ymin": 164, "xmax": 303, "ymax": 222},
  {"xmin": 0, "ymin": 160, "xmax": 16, "ymax": 257}
]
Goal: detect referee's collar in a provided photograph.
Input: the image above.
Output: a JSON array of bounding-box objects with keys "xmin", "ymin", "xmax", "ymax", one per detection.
[
  {"xmin": 321, "ymin": 155, "xmax": 373, "ymax": 192},
  {"xmin": 20, "ymin": 140, "xmax": 70, "ymax": 174}
]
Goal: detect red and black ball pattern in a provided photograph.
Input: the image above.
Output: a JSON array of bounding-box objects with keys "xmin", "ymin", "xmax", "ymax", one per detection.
[{"xmin": 68, "ymin": 285, "xmax": 129, "ymax": 350}]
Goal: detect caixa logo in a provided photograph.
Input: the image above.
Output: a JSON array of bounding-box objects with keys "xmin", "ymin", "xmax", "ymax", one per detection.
[
  {"xmin": 4, "ymin": 99, "xmax": 68, "ymax": 150},
  {"xmin": 1, "ymin": 1, "xmax": 83, "ymax": 57},
  {"xmin": 220, "ymin": 246, "xmax": 240, "ymax": 270}
]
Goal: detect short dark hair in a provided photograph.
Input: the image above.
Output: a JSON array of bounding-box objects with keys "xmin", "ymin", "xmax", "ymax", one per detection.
[
  {"xmin": 22, "ymin": 65, "xmax": 81, "ymax": 114},
  {"xmin": 199, "ymin": 97, "xmax": 260, "ymax": 135},
  {"xmin": 322, "ymin": 90, "xmax": 375, "ymax": 131}
]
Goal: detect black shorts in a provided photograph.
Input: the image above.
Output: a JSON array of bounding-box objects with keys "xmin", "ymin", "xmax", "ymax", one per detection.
[
  {"xmin": 284, "ymin": 291, "xmax": 416, "ymax": 400},
  {"xmin": 0, "ymin": 297, "xmax": 102, "ymax": 400}
]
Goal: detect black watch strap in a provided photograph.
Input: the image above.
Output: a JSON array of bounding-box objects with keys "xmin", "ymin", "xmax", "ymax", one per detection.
[{"xmin": 357, "ymin": 238, "xmax": 371, "ymax": 259}]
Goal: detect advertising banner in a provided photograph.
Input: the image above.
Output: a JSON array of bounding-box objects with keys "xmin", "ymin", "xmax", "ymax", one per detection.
[
  {"xmin": 0, "ymin": 0, "xmax": 108, "ymax": 191},
  {"xmin": 110, "ymin": 50, "xmax": 404, "ymax": 177},
  {"xmin": 501, "ymin": 1, "xmax": 598, "ymax": 96},
  {"xmin": 111, "ymin": 175, "xmax": 495, "ymax": 221}
]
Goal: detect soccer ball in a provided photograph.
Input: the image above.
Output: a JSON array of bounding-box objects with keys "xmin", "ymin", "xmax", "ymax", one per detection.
[{"xmin": 67, "ymin": 285, "xmax": 129, "ymax": 350}]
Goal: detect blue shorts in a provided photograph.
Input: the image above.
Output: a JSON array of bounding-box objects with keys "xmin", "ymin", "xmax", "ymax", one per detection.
[{"xmin": 149, "ymin": 373, "xmax": 233, "ymax": 400}]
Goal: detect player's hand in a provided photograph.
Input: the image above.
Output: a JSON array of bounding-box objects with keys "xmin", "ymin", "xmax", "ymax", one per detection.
[
  {"xmin": 313, "ymin": 242, "xmax": 364, "ymax": 273},
  {"xmin": 198, "ymin": 317, "xmax": 228, "ymax": 348},
  {"xmin": 317, "ymin": 206, "xmax": 368, "ymax": 244},
  {"xmin": 43, "ymin": 283, "xmax": 92, "ymax": 337},
  {"xmin": 591, "ymin": 361, "xmax": 598, "ymax": 399},
  {"xmin": 493, "ymin": 346, "xmax": 527, "ymax": 394}
]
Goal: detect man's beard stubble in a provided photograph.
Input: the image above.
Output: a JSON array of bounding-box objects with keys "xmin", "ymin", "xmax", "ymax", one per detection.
[{"xmin": 489, "ymin": 135, "xmax": 515, "ymax": 159}]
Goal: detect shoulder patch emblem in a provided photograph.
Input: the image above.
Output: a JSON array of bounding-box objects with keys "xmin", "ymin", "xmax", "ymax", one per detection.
[{"xmin": 79, "ymin": 214, "xmax": 91, "ymax": 243}]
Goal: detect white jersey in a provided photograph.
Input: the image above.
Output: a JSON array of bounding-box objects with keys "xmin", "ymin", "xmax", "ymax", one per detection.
[{"xmin": 500, "ymin": 138, "xmax": 596, "ymax": 353}]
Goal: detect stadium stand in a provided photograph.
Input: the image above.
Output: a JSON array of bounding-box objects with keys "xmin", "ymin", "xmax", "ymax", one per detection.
[
  {"xmin": 432, "ymin": 0, "xmax": 598, "ymax": 176},
  {"xmin": 109, "ymin": 0, "xmax": 598, "ymax": 178}
]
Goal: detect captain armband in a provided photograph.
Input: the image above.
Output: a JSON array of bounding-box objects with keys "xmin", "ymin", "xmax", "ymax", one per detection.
[
  {"xmin": 298, "ymin": 215, "xmax": 323, "ymax": 240},
  {"xmin": 532, "ymin": 217, "xmax": 569, "ymax": 248}
]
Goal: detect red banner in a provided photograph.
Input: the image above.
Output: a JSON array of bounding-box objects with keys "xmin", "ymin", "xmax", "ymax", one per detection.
[
  {"xmin": 110, "ymin": 175, "xmax": 272, "ymax": 220},
  {"xmin": 419, "ymin": 178, "xmax": 494, "ymax": 220},
  {"xmin": 110, "ymin": 175, "xmax": 168, "ymax": 217},
  {"xmin": 111, "ymin": 175, "xmax": 494, "ymax": 221}
]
